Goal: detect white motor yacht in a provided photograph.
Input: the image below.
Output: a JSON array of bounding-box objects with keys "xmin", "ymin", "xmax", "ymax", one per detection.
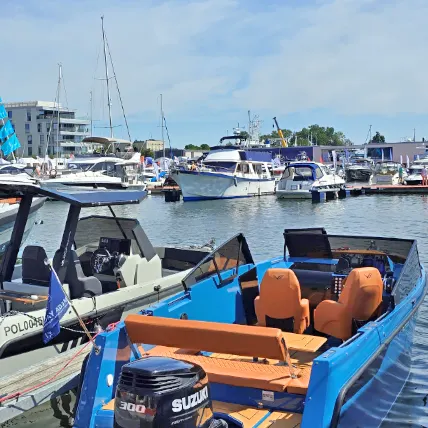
[
  {"xmin": 170, "ymin": 149, "xmax": 275, "ymax": 201},
  {"xmin": 344, "ymin": 158, "xmax": 374, "ymax": 183},
  {"xmin": 40, "ymin": 157, "xmax": 145, "ymax": 190},
  {"xmin": 404, "ymin": 164, "xmax": 425, "ymax": 185},
  {"xmin": 276, "ymin": 161, "xmax": 345, "ymax": 199},
  {"xmin": 372, "ymin": 161, "xmax": 407, "ymax": 185}
]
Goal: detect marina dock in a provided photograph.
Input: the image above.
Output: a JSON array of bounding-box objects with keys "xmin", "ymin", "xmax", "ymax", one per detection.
[
  {"xmin": 312, "ymin": 184, "xmax": 428, "ymax": 202},
  {"xmin": 0, "ymin": 346, "xmax": 89, "ymax": 424}
]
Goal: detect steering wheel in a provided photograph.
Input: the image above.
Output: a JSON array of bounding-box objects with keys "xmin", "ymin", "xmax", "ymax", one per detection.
[{"xmin": 90, "ymin": 248, "xmax": 114, "ymax": 275}]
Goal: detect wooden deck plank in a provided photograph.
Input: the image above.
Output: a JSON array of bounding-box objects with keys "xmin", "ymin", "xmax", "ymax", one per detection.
[
  {"xmin": 283, "ymin": 333, "xmax": 326, "ymax": 353},
  {"xmin": 0, "ymin": 346, "xmax": 90, "ymax": 403}
]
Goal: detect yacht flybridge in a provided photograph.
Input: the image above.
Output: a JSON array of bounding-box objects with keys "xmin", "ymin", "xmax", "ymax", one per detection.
[
  {"xmin": 0, "ymin": 183, "xmax": 209, "ymax": 378},
  {"xmin": 171, "ymin": 149, "xmax": 275, "ymax": 201}
]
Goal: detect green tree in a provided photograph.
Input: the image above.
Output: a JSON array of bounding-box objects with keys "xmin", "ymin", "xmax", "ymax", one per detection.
[
  {"xmin": 184, "ymin": 144, "xmax": 200, "ymax": 150},
  {"xmin": 371, "ymin": 131, "xmax": 385, "ymax": 144},
  {"xmin": 238, "ymin": 131, "xmax": 250, "ymax": 140},
  {"xmin": 200, "ymin": 144, "xmax": 210, "ymax": 150},
  {"xmin": 140, "ymin": 148, "xmax": 154, "ymax": 158}
]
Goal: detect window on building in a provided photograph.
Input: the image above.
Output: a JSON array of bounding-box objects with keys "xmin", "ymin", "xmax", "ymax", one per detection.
[
  {"xmin": 27, "ymin": 110, "xmax": 31, "ymax": 121},
  {"xmin": 40, "ymin": 134, "xmax": 44, "ymax": 144},
  {"xmin": 28, "ymin": 147, "xmax": 32, "ymax": 156},
  {"xmin": 7, "ymin": 111, "xmax": 12, "ymax": 119},
  {"xmin": 25, "ymin": 123, "xmax": 30, "ymax": 133},
  {"xmin": 27, "ymin": 135, "xmax": 32, "ymax": 145},
  {"xmin": 37, "ymin": 123, "xmax": 42, "ymax": 133}
]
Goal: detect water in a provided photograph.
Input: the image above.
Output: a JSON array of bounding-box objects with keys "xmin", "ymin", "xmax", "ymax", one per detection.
[{"xmin": 5, "ymin": 194, "xmax": 428, "ymax": 427}]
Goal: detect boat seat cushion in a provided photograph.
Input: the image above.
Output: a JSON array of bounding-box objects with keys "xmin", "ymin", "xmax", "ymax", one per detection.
[
  {"xmin": 124, "ymin": 315, "xmax": 288, "ymax": 361},
  {"xmin": 21, "ymin": 245, "xmax": 51, "ymax": 286},
  {"xmin": 314, "ymin": 267, "xmax": 383, "ymax": 340},
  {"xmin": 254, "ymin": 269, "xmax": 310, "ymax": 334},
  {"xmin": 145, "ymin": 346, "xmax": 297, "ymax": 392}
]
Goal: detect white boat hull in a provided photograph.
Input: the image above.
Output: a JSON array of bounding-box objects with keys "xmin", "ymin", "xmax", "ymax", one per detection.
[
  {"xmin": 171, "ymin": 171, "xmax": 275, "ymax": 201},
  {"xmin": 276, "ymin": 189, "xmax": 312, "ymax": 199}
]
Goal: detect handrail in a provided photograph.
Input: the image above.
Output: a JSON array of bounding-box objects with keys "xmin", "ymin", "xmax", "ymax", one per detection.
[{"xmin": 329, "ymin": 274, "xmax": 426, "ymax": 427}]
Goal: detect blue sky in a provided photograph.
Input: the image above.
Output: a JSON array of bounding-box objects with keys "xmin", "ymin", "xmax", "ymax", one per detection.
[{"xmin": 2, "ymin": 0, "xmax": 428, "ymax": 147}]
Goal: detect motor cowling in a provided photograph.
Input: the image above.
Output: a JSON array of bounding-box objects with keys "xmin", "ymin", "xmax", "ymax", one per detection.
[{"xmin": 114, "ymin": 356, "xmax": 215, "ymax": 428}]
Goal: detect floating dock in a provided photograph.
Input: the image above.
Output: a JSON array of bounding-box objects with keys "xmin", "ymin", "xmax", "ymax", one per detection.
[
  {"xmin": 0, "ymin": 346, "xmax": 90, "ymax": 424},
  {"xmin": 312, "ymin": 184, "xmax": 428, "ymax": 202}
]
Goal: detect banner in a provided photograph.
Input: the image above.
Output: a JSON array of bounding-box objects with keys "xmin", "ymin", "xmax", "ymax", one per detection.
[{"xmin": 43, "ymin": 269, "xmax": 70, "ymax": 344}]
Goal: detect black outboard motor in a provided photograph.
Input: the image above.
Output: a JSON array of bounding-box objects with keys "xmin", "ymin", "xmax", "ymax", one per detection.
[{"xmin": 114, "ymin": 356, "xmax": 222, "ymax": 428}]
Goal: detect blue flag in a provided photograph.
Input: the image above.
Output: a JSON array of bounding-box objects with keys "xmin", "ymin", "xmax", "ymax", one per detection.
[
  {"xmin": 1, "ymin": 133, "xmax": 21, "ymax": 156},
  {"xmin": 0, "ymin": 120, "xmax": 13, "ymax": 142},
  {"xmin": 43, "ymin": 269, "xmax": 70, "ymax": 344},
  {"xmin": 0, "ymin": 98, "xmax": 6, "ymax": 120}
]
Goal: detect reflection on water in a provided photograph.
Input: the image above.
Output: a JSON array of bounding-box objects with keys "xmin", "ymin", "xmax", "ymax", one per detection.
[{"xmin": 6, "ymin": 194, "xmax": 428, "ymax": 427}]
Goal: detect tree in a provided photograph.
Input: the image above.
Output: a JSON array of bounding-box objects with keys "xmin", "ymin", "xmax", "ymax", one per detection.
[
  {"xmin": 261, "ymin": 124, "xmax": 351, "ymax": 146},
  {"xmin": 140, "ymin": 148, "xmax": 154, "ymax": 158},
  {"xmin": 184, "ymin": 144, "xmax": 210, "ymax": 151},
  {"xmin": 371, "ymin": 131, "xmax": 385, "ymax": 144},
  {"xmin": 238, "ymin": 131, "xmax": 250, "ymax": 140}
]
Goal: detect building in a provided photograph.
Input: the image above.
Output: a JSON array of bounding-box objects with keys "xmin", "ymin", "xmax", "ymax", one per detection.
[
  {"xmin": 143, "ymin": 139, "xmax": 164, "ymax": 153},
  {"xmin": 4, "ymin": 101, "xmax": 91, "ymax": 156}
]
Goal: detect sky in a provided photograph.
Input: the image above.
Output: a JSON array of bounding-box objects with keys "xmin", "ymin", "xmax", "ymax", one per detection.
[{"xmin": 2, "ymin": 0, "xmax": 428, "ymax": 147}]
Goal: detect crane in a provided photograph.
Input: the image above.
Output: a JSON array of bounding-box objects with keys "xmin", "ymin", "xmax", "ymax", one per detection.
[{"xmin": 273, "ymin": 117, "xmax": 287, "ymax": 147}]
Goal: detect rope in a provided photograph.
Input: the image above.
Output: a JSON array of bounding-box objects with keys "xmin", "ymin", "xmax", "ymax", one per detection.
[{"xmin": 0, "ymin": 330, "xmax": 101, "ymax": 404}]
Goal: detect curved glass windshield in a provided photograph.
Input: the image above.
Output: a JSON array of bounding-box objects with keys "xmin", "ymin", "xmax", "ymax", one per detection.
[
  {"xmin": 375, "ymin": 162, "xmax": 399, "ymax": 174},
  {"xmin": 69, "ymin": 162, "xmax": 93, "ymax": 171},
  {"xmin": 182, "ymin": 234, "xmax": 254, "ymax": 289}
]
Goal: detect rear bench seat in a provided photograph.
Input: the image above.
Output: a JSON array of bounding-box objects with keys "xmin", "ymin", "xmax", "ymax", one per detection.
[{"xmin": 124, "ymin": 315, "xmax": 308, "ymax": 393}]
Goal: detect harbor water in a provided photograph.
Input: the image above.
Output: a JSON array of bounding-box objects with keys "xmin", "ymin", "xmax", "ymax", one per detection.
[{"xmin": 3, "ymin": 193, "xmax": 428, "ymax": 427}]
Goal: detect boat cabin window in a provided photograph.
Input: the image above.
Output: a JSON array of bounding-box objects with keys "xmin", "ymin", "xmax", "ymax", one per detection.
[{"xmin": 254, "ymin": 164, "xmax": 263, "ymax": 175}]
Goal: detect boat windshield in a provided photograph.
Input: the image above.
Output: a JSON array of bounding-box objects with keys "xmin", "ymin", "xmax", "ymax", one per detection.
[
  {"xmin": 182, "ymin": 234, "xmax": 254, "ymax": 289},
  {"xmin": 375, "ymin": 162, "xmax": 399, "ymax": 174},
  {"xmin": 282, "ymin": 165, "xmax": 319, "ymax": 180},
  {"xmin": 410, "ymin": 165, "xmax": 423, "ymax": 172},
  {"xmin": 74, "ymin": 216, "xmax": 147, "ymax": 257},
  {"xmin": 68, "ymin": 162, "xmax": 93, "ymax": 171}
]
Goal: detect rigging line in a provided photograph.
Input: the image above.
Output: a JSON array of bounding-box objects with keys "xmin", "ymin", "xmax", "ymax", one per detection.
[
  {"xmin": 105, "ymin": 36, "xmax": 132, "ymax": 142},
  {"xmin": 163, "ymin": 116, "xmax": 173, "ymax": 158},
  {"xmin": 61, "ymin": 69, "xmax": 69, "ymax": 111}
]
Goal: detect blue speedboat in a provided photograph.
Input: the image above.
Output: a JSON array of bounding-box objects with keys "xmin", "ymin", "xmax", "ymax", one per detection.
[{"xmin": 73, "ymin": 228, "xmax": 426, "ymax": 428}]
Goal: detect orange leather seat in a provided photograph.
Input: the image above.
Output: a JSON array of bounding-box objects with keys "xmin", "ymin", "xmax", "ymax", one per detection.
[
  {"xmin": 254, "ymin": 268, "xmax": 310, "ymax": 334},
  {"xmin": 125, "ymin": 314, "xmax": 288, "ymax": 361},
  {"xmin": 314, "ymin": 267, "xmax": 383, "ymax": 340}
]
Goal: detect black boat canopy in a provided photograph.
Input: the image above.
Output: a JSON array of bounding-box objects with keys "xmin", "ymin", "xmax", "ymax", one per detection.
[{"xmin": 0, "ymin": 182, "xmax": 147, "ymax": 207}]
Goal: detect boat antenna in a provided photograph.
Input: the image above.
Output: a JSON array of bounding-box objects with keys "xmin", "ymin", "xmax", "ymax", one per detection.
[
  {"xmin": 160, "ymin": 94, "xmax": 165, "ymax": 158},
  {"xmin": 105, "ymin": 36, "xmax": 132, "ymax": 142},
  {"xmin": 101, "ymin": 16, "xmax": 114, "ymax": 147}
]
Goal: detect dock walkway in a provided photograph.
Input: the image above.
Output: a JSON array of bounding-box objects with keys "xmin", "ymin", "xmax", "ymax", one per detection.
[{"xmin": 0, "ymin": 346, "xmax": 89, "ymax": 423}]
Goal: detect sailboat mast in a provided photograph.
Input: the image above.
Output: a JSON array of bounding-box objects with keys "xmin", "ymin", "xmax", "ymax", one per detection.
[
  {"xmin": 101, "ymin": 16, "xmax": 114, "ymax": 145},
  {"xmin": 160, "ymin": 94, "xmax": 165, "ymax": 158},
  {"xmin": 90, "ymin": 90, "xmax": 93, "ymax": 137},
  {"xmin": 56, "ymin": 63, "xmax": 62, "ymax": 159}
]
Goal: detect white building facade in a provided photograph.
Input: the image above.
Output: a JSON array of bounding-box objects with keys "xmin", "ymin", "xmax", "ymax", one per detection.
[{"xmin": 4, "ymin": 101, "xmax": 91, "ymax": 156}]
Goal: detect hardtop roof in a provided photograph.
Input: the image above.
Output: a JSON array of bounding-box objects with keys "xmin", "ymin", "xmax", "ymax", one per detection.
[{"xmin": 0, "ymin": 182, "xmax": 147, "ymax": 207}]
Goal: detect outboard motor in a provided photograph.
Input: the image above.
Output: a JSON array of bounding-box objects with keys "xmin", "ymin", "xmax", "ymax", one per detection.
[{"xmin": 114, "ymin": 356, "xmax": 225, "ymax": 428}]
